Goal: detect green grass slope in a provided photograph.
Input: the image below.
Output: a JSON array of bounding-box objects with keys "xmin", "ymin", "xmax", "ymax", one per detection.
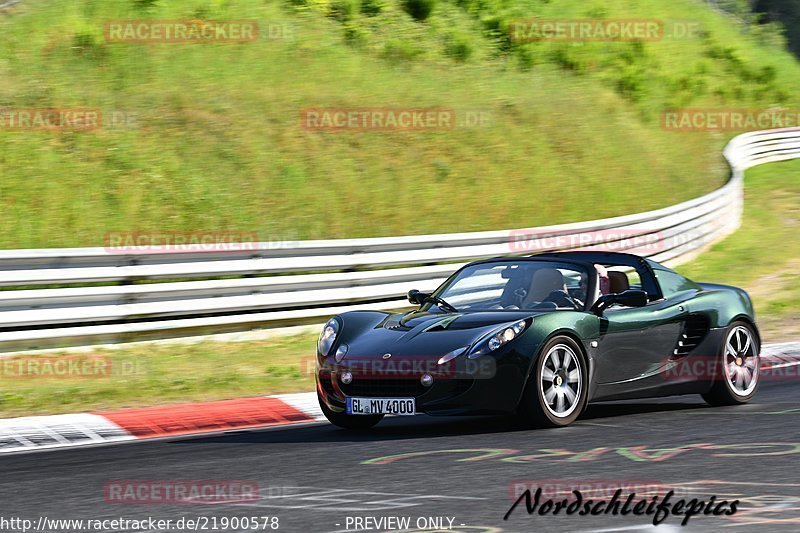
[{"xmin": 0, "ymin": 0, "xmax": 797, "ymax": 247}]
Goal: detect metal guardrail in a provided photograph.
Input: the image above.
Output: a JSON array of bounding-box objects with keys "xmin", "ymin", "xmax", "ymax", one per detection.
[{"xmin": 1, "ymin": 128, "xmax": 798, "ymax": 351}]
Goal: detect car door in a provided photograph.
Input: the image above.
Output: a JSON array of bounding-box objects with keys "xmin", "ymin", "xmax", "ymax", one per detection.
[{"xmin": 593, "ymin": 296, "xmax": 690, "ymax": 384}]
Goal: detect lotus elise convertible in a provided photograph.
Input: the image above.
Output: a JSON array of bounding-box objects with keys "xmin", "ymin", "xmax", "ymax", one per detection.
[{"xmin": 315, "ymin": 251, "xmax": 760, "ymax": 429}]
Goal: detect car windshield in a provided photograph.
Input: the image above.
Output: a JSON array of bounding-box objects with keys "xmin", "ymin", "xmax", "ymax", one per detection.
[{"xmin": 434, "ymin": 260, "xmax": 590, "ymax": 312}]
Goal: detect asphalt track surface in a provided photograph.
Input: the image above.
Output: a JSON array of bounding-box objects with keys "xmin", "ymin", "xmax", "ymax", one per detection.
[{"xmin": 2, "ymin": 379, "xmax": 800, "ymax": 533}]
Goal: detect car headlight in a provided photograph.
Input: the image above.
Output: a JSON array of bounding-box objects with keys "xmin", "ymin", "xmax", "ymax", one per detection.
[
  {"xmin": 318, "ymin": 318, "xmax": 340, "ymax": 356},
  {"xmin": 468, "ymin": 319, "xmax": 529, "ymax": 358}
]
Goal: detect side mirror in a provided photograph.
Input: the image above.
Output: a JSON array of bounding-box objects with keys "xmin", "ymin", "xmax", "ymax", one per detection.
[
  {"xmin": 407, "ymin": 289, "xmax": 430, "ymax": 305},
  {"xmin": 615, "ymin": 289, "xmax": 649, "ymax": 308},
  {"xmin": 591, "ymin": 289, "xmax": 648, "ymax": 315}
]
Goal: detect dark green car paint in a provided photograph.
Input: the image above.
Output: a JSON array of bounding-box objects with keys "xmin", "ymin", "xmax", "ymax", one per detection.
[{"xmin": 316, "ymin": 252, "xmax": 759, "ymax": 416}]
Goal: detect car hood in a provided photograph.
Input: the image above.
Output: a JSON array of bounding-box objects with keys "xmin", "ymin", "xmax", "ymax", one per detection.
[{"xmin": 342, "ymin": 309, "xmax": 540, "ymax": 359}]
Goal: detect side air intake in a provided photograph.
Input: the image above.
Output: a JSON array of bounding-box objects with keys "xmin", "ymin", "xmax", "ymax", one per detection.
[{"xmin": 673, "ymin": 314, "xmax": 710, "ymax": 357}]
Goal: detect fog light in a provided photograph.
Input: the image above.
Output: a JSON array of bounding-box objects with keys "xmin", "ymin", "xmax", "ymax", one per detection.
[
  {"xmin": 420, "ymin": 373, "xmax": 434, "ymax": 387},
  {"xmin": 341, "ymin": 371, "xmax": 353, "ymax": 384}
]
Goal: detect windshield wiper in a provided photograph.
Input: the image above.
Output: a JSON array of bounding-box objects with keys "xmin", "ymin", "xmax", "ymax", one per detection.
[{"xmin": 424, "ymin": 295, "xmax": 459, "ymax": 313}]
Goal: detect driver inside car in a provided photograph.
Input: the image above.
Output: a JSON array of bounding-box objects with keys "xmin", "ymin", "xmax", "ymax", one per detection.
[
  {"xmin": 520, "ymin": 268, "xmax": 580, "ymax": 309},
  {"xmin": 574, "ymin": 263, "xmax": 611, "ymax": 310}
]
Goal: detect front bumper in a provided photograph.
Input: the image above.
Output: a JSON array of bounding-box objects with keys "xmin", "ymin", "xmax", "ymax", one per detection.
[{"xmin": 316, "ymin": 355, "xmax": 528, "ymax": 416}]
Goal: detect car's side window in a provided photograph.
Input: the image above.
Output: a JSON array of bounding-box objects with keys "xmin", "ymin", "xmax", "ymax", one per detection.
[
  {"xmin": 654, "ymin": 268, "xmax": 700, "ymax": 298},
  {"xmin": 605, "ymin": 267, "xmax": 641, "ymax": 290},
  {"xmin": 626, "ymin": 270, "xmax": 642, "ymax": 290},
  {"xmin": 592, "ymin": 261, "xmax": 662, "ymax": 307}
]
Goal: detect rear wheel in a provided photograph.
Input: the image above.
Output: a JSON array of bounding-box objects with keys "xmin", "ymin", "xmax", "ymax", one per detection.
[
  {"xmin": 519, "ymin": 336, "xmax": 588, "ymax": 427},
  {"xmin": 702, "ymin": 321, "xmax": 760, "ymax": 406},
  {"xmin": 318, "ymin": 394, "xmax": 384, "ymax": 430}
]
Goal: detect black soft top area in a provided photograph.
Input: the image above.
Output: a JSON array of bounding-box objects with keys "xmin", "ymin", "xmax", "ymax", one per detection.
[{"xmin": 531, "ymin": 250, "xmax": 667, "ymax": 271}]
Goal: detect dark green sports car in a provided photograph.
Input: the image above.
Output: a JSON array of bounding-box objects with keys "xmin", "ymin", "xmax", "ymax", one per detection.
[{"xmin": 316, "ymin": 251, "xmax": 760, "ymax": 429}]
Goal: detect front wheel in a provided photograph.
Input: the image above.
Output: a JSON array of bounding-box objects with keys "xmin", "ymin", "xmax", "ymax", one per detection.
[
  {"xmin": 702, "ymin": 321, "xmax": 760, "ymax": 406},
  {"xmin": 318, "ymin": 394, "xmax": 384, "ymax": 430},
  {"xmin": 518, "ymin": 336, "xmax": 588, "ymax": 428}
]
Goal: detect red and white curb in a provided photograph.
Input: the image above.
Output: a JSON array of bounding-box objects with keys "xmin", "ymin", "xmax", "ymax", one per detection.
[
  {"xmin": 0, "ymin": 343, "xmax": 798, "ymax": 455},
  {"xmin": 0, "ymin": 394, "xmax": 321, "ymax": 455},
  {"xmin": 273, "ymin": 392, "xmax": 326, "ymax": 421},
  {"xmin": 0, "ymin": 413, "xmax": 135, "ymax": 452}
]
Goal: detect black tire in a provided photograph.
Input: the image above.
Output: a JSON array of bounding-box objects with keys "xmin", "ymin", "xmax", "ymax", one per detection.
[
  {"xmin": 518, "ymin": 335, "xmax": 588, "ymax": 428},
  {"xmin": 702, "ymin": 320, "xmax": 760, "ymax": 406},
  {"xmin": 318, "ymin": 394, "xmax": 384, "ymax": 430}
]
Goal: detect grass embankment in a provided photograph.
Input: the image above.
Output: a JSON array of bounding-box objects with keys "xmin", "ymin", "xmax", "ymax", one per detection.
[{"xmin": 0, "ymin": 0, "xmax": 799, "ymax": 246}]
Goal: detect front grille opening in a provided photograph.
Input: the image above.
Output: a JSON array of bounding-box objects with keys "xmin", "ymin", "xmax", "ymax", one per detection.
[{"xmin": 340, "ymin": 378, "xmax": 473, "ymax": 398}]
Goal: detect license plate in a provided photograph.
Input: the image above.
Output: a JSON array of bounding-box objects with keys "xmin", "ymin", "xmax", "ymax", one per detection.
[{"xmin": 346, "ymin": 397, "xmax": 416, "ymax": 416}]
